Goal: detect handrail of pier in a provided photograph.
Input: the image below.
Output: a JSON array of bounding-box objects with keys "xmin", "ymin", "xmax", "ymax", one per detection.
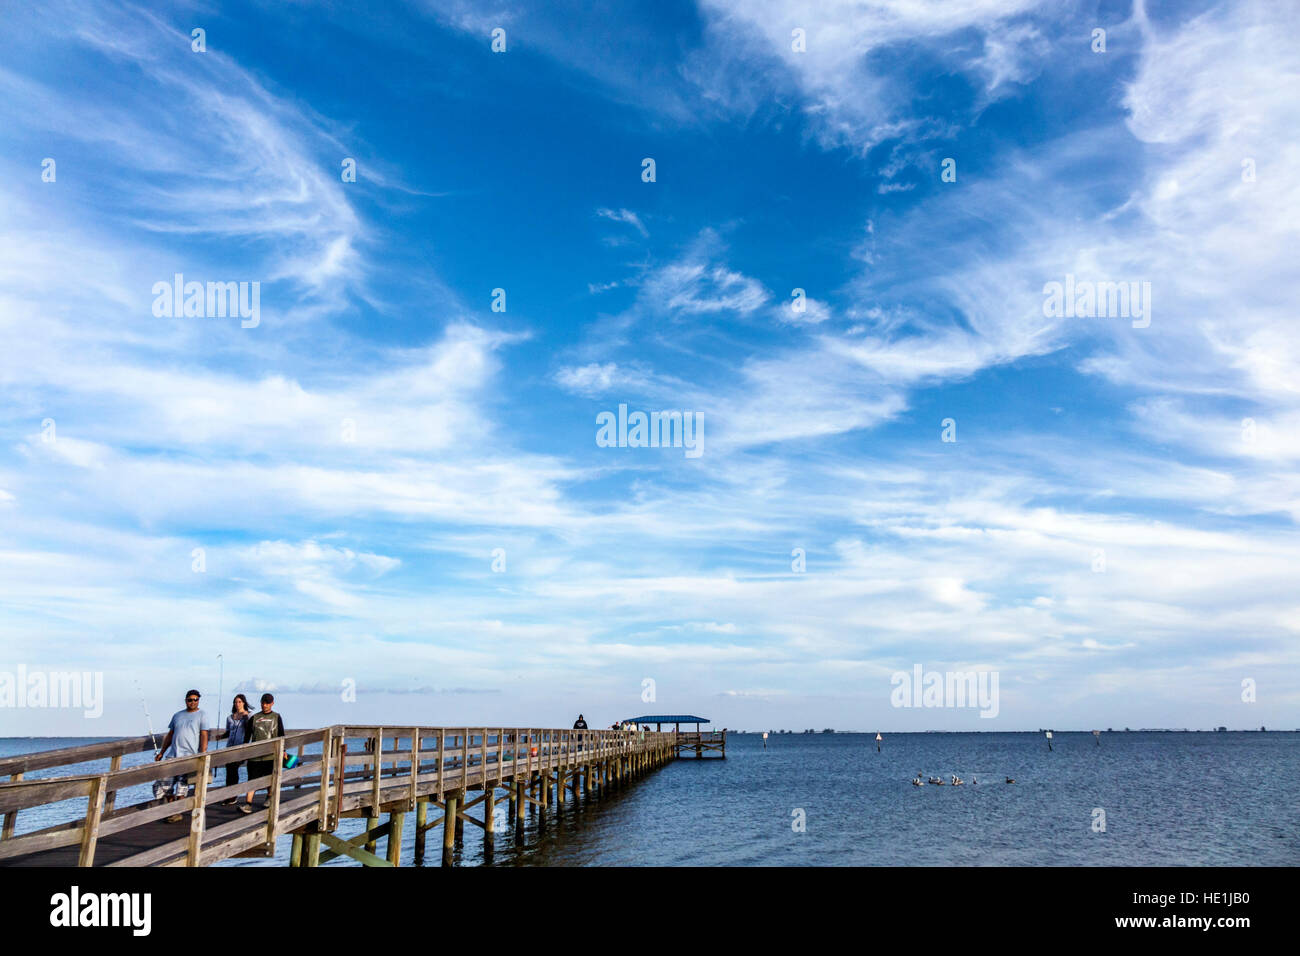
[
  {"xmin": 0, "ymin": 730, "xmax": 235, "ymax": 779},
  {"xmin": 0, "ymin": 728, "xmax": 333, "ymax": 866}
]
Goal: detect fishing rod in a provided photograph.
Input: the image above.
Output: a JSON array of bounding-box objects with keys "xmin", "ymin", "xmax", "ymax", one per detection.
[{"xmin": 136, "ymin": 680, "xmax": 170, "ymax": 802}]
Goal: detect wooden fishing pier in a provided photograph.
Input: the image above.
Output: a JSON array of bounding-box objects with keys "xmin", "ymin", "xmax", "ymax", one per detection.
[{"xmin": 0, "ymin": 725, "xmax": 688, "ymax": 868}]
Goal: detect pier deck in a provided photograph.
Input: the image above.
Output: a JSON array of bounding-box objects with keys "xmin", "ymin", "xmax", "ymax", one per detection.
[{"xmin": 0, "ymin": 726, "xmax": 679, "ymax": 867}]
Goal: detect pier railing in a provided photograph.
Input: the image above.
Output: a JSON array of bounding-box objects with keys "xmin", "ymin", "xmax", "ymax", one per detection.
[
  {"xmin": 674, "ymin": 729, "xmax": 726, "ymax": 757},
  {"xmin": 0, "ymin": 726, "xmax": 673, "ymax": 867},
  {"xmin": 0, "ymin": 727, "xmax": 333, "ymax": 866}
]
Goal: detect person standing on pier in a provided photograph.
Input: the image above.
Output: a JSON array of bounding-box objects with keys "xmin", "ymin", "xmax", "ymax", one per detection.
[
  {"xmin": 573, "ymin": 713, "xmax": 587, "ymax": 752},
  {"xmin": 154, "ymin": 689, "xmax": 211, "ymax": 823},
  {"xmin": 222, "ymin": 694, "xmax": 252, "ymax": 803},
  {"xmin": 241, "ymin": 693, "xmax": 285, "ymax": 813}
]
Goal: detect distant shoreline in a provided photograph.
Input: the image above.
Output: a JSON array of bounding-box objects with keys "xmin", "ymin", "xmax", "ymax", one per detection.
[
  {"xmin": 737, "ymin": 729, "xmax": 1295, "ymax": 735},
  {"xmin": 3, "ymin": 728, "xmax": 1296, "ymax": 743}
]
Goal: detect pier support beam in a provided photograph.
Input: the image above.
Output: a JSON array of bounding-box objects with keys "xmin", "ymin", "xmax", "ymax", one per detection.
[
  {"xmin": 320, "ymin": 830, "xmax": 392, "ymax": 867},
  {"xmin": 442, "ymin": 792, "xmax": 457, "ymax": 866},
  {"xmin": 303, "ymin": 832, "xmax": 321, "ymax": 867},
  {"xmin": 387, "ymin": 811, "xmax": 405, "ymax": 866},
  {"xmin": 414, "ymin": 798, "xmax": 428, "ymax": 862},
  {"xmin": 364, "ymin": 808, "xmax": 378, "ymax": 856}
]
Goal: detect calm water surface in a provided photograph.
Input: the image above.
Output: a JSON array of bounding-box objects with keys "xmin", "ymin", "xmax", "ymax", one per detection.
[{"xmin": 4, "ymin": 732, "xmax": 1296, "ymax": 866}]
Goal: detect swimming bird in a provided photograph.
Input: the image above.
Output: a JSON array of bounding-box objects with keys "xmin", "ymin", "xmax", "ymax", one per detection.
[
  {"xmin": 972, "ymin": 776, "xmax": 978, "ymax": 785},
  {"xmin": 912, "ymin": 777, "xmax": 923, "ymax": 786},
  {"xmin": 951, "ymin": 775, "xmax": 963, "ymax": 786},
  {"xmin": 1005, "ymin": 777, "xmax": 1015, "ymax": 784}
]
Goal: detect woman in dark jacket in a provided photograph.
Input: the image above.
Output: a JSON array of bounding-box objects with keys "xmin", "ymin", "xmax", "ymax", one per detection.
[{"xmin": 223, "ymin": 694, "xmax": 252, "ymax": 800}]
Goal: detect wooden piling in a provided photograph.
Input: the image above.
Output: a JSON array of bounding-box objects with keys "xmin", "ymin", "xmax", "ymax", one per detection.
[
  {"xmin": 442, "ymin": 792, "xmax": 457, "ymax": 857},
  {"xmin": 414, "ymin": 798, "xmax": 428, "ymax": 860},
  {"xmin": 364, "ymin": 808, "xmax": 378, "ymax": 856},
  {"xmin": 304, "ymin": 831, "xmax": 321, "ymax": 867},
  {"xmin": 387, "ymin": 811, "xmax": 405, "ymax": 866}
]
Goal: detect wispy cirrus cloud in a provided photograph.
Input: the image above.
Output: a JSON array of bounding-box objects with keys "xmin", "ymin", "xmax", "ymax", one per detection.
[{"xmin": 2, "ymin": 0, "xmax": 1297, "ymax": 736}]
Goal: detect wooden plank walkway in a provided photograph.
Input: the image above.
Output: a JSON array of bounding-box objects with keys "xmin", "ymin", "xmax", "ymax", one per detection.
[{"xmin": 0, "ymin": 726, "xmax": 685, "ymax": 867}]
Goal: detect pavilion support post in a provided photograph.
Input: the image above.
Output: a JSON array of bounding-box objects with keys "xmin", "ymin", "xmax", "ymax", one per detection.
[
  {"xmin": 515, "ymin": 778, "xmax": 525, "ymax": 821},
  {"xmin": 454, "ymin": 791, "xmax": 464, "ymax": 841},
  {"xmin": 290, "ymin": 832, "xmax": 304, "ymax": 867}
]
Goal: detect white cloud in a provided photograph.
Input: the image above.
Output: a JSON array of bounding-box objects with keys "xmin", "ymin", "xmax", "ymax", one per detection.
[
  {"xmin": 642, "ymin": 261, "xmax": 770, "ymax": 316},
  {"xmin": 692, "ymin": 0, "xmax": 1045, "ymax": 154},
  {"xmin": 596, "ymin": 207, "xmax": 649, "ymax": 237},
  {"xmin": 555, "ymin": 363, "xmax": 620, "ymax": 396}
]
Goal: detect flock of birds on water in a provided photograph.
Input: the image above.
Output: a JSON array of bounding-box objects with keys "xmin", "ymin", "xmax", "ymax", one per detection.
[{"xmin": 911, "ymin": 773, "xmax": 1015, "ymax": 786}]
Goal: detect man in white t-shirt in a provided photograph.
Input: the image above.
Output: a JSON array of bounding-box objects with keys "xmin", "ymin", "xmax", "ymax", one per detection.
[{"xmin": 155, "ymin": 688, "xmax": 210, "ymax": 821}]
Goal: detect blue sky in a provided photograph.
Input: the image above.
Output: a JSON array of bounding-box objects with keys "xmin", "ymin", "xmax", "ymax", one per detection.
[{"xmin": 1, "ymin": 0, "xmax": 1298, "ymax": 734}]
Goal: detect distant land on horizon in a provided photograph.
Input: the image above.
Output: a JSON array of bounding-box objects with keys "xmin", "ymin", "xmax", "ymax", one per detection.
[
  {"xmin": 4, "ymin": 727, "xmax": 1298, "ymax": 745},
  {"xmin": 732, "ymin": 727, "xmax": 1296, "ymax": 734}
]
